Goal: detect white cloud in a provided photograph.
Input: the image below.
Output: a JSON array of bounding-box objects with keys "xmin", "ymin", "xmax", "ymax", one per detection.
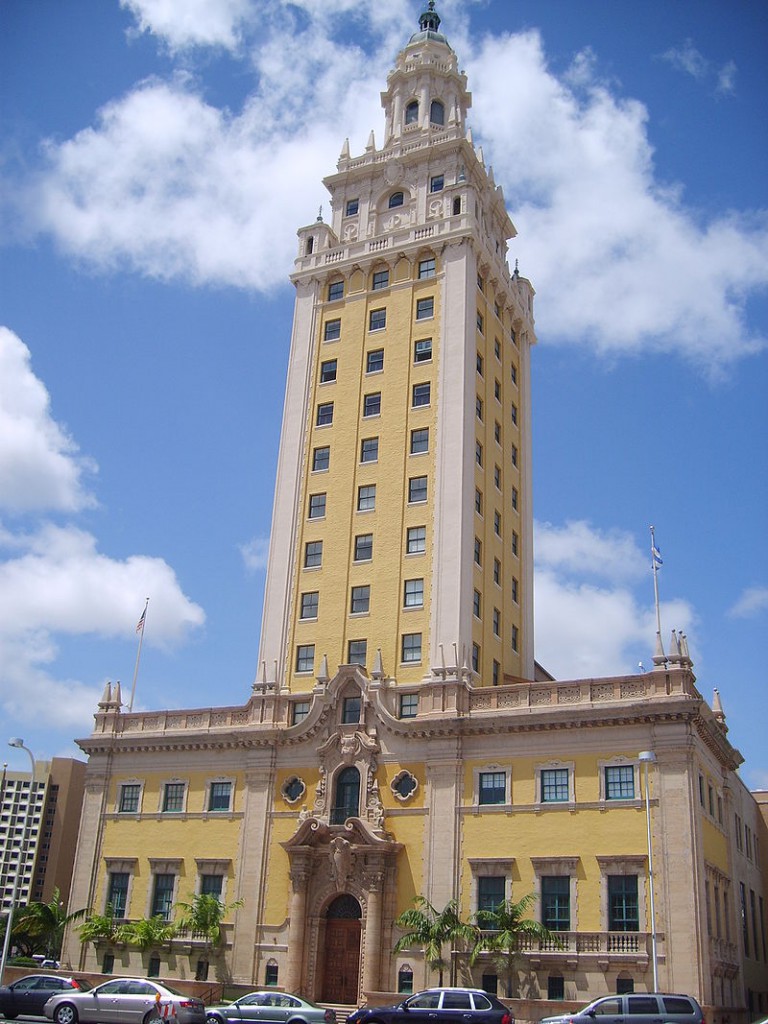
[
  {"xmin": 533, "ymin": 519, "xmax": 695, "ymax": 678},
  {"xmin": 17, "ymin": 12, "xmax": 767, "ymax": 371},
  {"xmin": 728, "ymin": 585, "xmax": 768, "ymax": 619},
  {"xmin": 661, "ymin": 40, "xmax": 709, "ymax": 80},
  {"xmin": 717, "ymin": 60, "xmax": 737, "ymax": 95},
  {"xmin": 120, "ymin": 0, "xmax": 253, "ymax": 52},
  {"xmin": 241, "ymin": 535, "xmax": 270, "ymax": 571},
  {"xmin": 0, "ymin": 327, "xmax": 97, "ymax": 513}
]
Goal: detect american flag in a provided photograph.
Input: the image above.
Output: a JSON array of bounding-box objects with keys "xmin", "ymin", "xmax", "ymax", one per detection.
[{"xmin": 136, "ymin": 607, "xmax": 147, "ymax": 634}]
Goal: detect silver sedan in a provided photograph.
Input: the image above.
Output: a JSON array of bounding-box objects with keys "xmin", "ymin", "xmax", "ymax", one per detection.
[
  {"xmin": 206, "ymin": 993, "xmax": 336, "ymax": 1024},
  {"xmin": 44, "ymin": 978, "xmax": 206, "ymax": 1024}
]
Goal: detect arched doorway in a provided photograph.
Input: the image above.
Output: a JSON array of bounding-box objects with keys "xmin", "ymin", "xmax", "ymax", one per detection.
[{"xmin": 322, "ymin": 894, "xmax": 361, "ymax": 1004}]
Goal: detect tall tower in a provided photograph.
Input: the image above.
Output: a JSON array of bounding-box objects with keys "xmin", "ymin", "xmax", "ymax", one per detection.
[{"xmin": 258, "ymin": 2, "xmax": 536, "ymax": 695}]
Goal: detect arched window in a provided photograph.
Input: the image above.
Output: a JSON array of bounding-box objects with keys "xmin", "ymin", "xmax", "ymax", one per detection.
[
  {"xmin": 430, "ymin": 100, "xmax": 445, "ymax": 126},
  {"xmin": 398, "ymin": 965, "xmax": 414, "ymax": 994},
  {"xmin": 389, "ymin": 192, "xmax": 404, "ymax": 209},
  {"xmin": 331, "ymin": 766, "xmax": 360, "ymax": 824},
  {"xmin": 405, "ymin": 100, "xmax": 419, "ymax": 125}
]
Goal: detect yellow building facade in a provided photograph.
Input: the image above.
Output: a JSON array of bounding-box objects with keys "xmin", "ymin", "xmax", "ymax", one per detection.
[{"xmin": 64, "ymin": 5, "xmax": 767, "ymax": 1019}]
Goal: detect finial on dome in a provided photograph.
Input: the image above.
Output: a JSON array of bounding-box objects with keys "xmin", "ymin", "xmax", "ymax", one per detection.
[{"xmin": 419, "ymin": 1, "xmax": 441, "ymax": 34}]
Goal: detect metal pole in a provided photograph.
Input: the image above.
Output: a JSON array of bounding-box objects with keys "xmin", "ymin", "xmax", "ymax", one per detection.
[
  {"xmin": 0, "ymin": 740, "xmax": 36, "ymax": 986},
  {"xmin": 639, "ymin": 750, "xmax": 659, "ymax": 990}
]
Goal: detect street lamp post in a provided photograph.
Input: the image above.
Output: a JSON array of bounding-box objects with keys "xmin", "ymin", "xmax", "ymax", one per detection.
[
  {"xmin": 638, "ymin": 750, "xmax": 659, "ymax": 991},
  {"xmin": 0, "ymin": 739, "xmax": 37, "ymax": 986}
]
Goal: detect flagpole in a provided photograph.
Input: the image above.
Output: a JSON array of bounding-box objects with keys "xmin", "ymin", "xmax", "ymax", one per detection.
[
  {"xmin": 650, "ymin": 525, "xmax": 663, "ymax": 637},
  {"xmin": 129, "ymin": 598, "xmax": 149, "ymax": 712}
]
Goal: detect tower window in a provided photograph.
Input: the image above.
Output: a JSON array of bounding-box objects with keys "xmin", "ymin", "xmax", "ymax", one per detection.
[
  {"xmin": 473, "ymin": 589, "xmax": 481, "ymax": 618},
  {"xmin": 452, "ymin": 196, "xmax": 461, "ymax": 216},
  {"xmin": 369, "ymin": 308, "xmax": 387, "ymax": 331},
  {"xmin": 493, "ymin": 608, "xmax": 500, "ymax": 637},
  {"xmin": 367, "ymin": 348, "xmax": 384, "ymax": 373},
  {"xmin": 316, "ymin": 402, "xmax": 334, "ymax": 426},
  {"xmin": 474, "ymin": 538, "xmax": 482, "ymax": 566},
  {"xmin": 324, "ymin": 319, "xmax": 341, "ymax": 342},
  {"xmin": 357, "ymin": 485, "xmax": 376, "ymax": 511},
  {"xmin": 389, "ymin": 191, "xmax": 405, "ymax": 208},
  {"xmin": 511, "ymin": 531, "xmax": 519, "ymax": 556},
  {"xmin": 404, "ymin": 578, "xmax": 424, "ymax": 608},
  {"xmin": 332, "ymin": 767, "xmax": 360, "ymax": 823},
  {"xmin": 345, "ymin": 199, "xmax": 359, "ymax": 216},
  {"xmin": 296, "ymin": 644, "xmax": 315, "ymax": 673},
  {"xmin": 430, "ymin": 100, "xmax": 445, "ymax": 126},
  {"xmin": 476, "ymin": 396, "xmax": 483, "ymax": 420},
  {"xmin": 304, "ymin": 541, "xmax": 322, "ymax": 568},
  {"xmin": 350, "ymin": 586, "xmax": 370, "ymax": 614},
  {"xmin": 372, "ymin": 268, "xmax": 390, "ymax": 290},
  {"xmin": 320, "ymin": 359, "xmax": 337, "ymax": 383},
  {"xmin": 494, "ymin": 511, "xmax": 501, "ymax": 537},
  {"xmin": 347, "ymin": 642, "xmax": 367, "ymax": 668},
  {"xmin": 416, "ymin": 297, "xmax": 434, "ymax": 320},
  {"xmin": 493, "ymin": 558, "xmax": 500, "ymax": 584},
  {"xmin": 308, "ymin": 493, "xmax": 326, "ymax": 519},
  {"xmin": 511, "ymin": 486, "xmax": 518, "ymax": 510},
  {"xmin": 472, "ymin": 643, "xmax": 480, "ymax": 672},
  {"xmin": 475, "ymin": 441, "xmax": 483, "ymax": 467},
  {"xmin": 405, "ymin": 100, "xmax": 419, "ymax": 125},
  {"xmin": 408, "ymin": 476, "xmax": 428, "ymax": 503},
  {"xmin": 410, "ymin": 428, "xmax": 429, "ymax": 454},
  {"xmin": 511, "ymin": 362, "xmax": 517, "ymax": 384},
  {"xmin": 360, "ymin": 437, "xmax": 379, "ymax": 463},
  {"xmin": 511, "ymin": 624, "xmax": 519, "ymax": 652},
  {"xmin": 510, "ymin": 444, "xmax": 518, "ymax": 466},
  {"xmin": 414, "ymin": 338, "xmax": 432, "ymax": 363},
  {"xmin": 492, "ymin": 660, "xmax": 500, "ymax": 686},
  {"xmin": 354, "ymin": 533, "xmax": 373, "ymax": 561},
  {"xmin": 494, "ymin": 378, "xmax": 501, "ymax": 401},
  {"xmin": 364, "ymin": 392, "xmax": 381, "ymax": 417},
  {"xmin": 412, "ymin": 382, "xmax": 431, "ymax": 407},
  {"xmin": 418, "ymin": 257, "xmax": 436, "ymax": 279},
  {"xmin": 430, "ymin": 174, "xmax": 444, "ymax": 193},
  {"xmin": 477, "ymin": 312, "xmax": 484, "ymax": 333},
  {"xmin": 511, "ymin": 577, "xmax": 518, "ymax": 603},
  {"xmin": 327, "ymin": 281, "xmax": 344, "ymax": 301},
  {"xmin": 300, "ymin": 592, "xmax": 319, "ymax": 620},
  {"xmin": 494, "ymin": 421, "xmax": 501, "ymax": 444},
  {"xmin": 401, "ymin": 633, "xmax": 422, "ymax": 663},
  {"xmin": 511, "ymin": 403, "xmax": 518, "ymax": 425},
  {"xmin": 476, "ymin": 352, "xmax": 484, "ymax": 376},
  {"xmin": 475, "ymin": 489, "xmax": 483, "ymax": 515},
  {"xmin": 406, "ymin": 526, "xmax": 426, "ymax": 554},
  {"xmin": 312, "ymin": 446, "xmax": 330, "ymax": 472}
]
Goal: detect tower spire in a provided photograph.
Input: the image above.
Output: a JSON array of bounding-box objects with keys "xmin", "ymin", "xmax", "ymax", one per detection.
[{"xmin": 419, "ymin": 1, "xmax": 441, "ymax": 35}]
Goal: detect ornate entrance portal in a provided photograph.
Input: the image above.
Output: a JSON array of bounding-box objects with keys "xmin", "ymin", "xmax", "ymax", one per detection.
[{"xmin": 322, "ymin": 895, "xmax": 362, "ymax": 1003}]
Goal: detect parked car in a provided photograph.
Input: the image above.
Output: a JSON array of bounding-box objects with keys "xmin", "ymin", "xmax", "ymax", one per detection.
[
  {"xmin": 43, "ymin": 978, "xmax": 206, "ymax": 1024},
  {"xmin": 206, "ymin": 992, "xmax": 335, "ymax": 1024},
  {"xmin": 539, "ymin": 993, "xmax": 705, "ymax": 1024},
  {"xmin": 0, "ymin": 974, "xmax": 92, "ymax": 1019},
  {"xmin": 347, "ymin": 988, "xmax": 513, "ymax": 1024}
]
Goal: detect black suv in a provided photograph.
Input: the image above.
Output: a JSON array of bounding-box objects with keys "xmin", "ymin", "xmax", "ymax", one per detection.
[{"xmin": 348, "ymin": 989, "xmax": 513, "ymax": 1024}]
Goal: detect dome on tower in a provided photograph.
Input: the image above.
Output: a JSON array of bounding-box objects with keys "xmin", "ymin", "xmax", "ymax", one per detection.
[{"xmin": 409, "ymin": 1, "xmax": 449, "ymax": 45}]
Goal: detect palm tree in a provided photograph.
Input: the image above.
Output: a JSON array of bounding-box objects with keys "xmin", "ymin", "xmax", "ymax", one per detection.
[
  {"xmin": 470, "ymin": 893, "xmax": 555, "ymax": 997},
  {"xmin": 78, "ymin": 905, "xmax": 122, "ymax": 947},
  {"xmin": 393, "ymin": 896, "xmax": 478, "ymax": 986},
  {"xmin": 173, "ymin": 893, "xmax": 244, "ymax": 955},
  {"xmin": 14, "ymin": 888, "xmax": 88, "ymax": 957},
  {"xmin": 119, "ymin": 915, "xmax": 176, "ymax": 951}
]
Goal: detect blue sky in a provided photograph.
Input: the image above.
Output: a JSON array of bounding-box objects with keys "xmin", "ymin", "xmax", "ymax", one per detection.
[{"xmin": 1, "ymin": 0, "xmax": 766, "ymax": 789}]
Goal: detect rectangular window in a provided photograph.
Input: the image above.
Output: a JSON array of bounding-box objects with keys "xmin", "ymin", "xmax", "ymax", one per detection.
[
  {"xmin": 478, "ymin": 876, "xmax": 505, "ymax": 914},
  {"xmin": 316, "ymin": 401, "xmax": 334, "ymax": 426},
  {"xmin": 408, "ymin": 476, "xmax": 427, "ymax": 503},
  {"xmin": 407, "ymin": 526, "xmax": 426, "ymax": 554},
  {"xmin": 493, "ymin": 558, "xmax": 501, "ymax": 585},
  {"xmin": 541, "ymin": 768, "xmax": 569, "ymax": 803},
  {"xmin": 477, "ymin": 311, "xmax": 484, "ymax": 333},
  {"xmin": 430, "ymin": 174, "xmax": 444, "ymax": 192},
  {"xmin": 410, "ymin": 428, "xmax": 429, "ymax": 454},
  {"xmin": 404, "ymin": 578, "xmax": 424, "ymax": 607},
  {"xmin": 361, "ymin": 437, "xmax": 379, "ymax": 463},
  {"xmin": 208, "ymin": 781, "xmax": 232, "ymax": 812},
  {"xmin": 350, "ymin": 585, "xmax": 370, "ymax": 614},
  {"xmin": 312, "ymin": 446, "xmax": 330, "ymax": 472},
  {"xmin": 511, "ymin": 531, "xmax": 519, "ymax": 556},
  {"xmin": 369, "ymin": 308, "xmax": 386, "ymax": 331},
  {"xmin": 308, "ymin": 493, "xmax": 326, "ymax": 518},
  {"xmin": 474, "ymin": 537, "xmax": 482, "ymax": 565},
  {"xmin": 542, "ymin": 876, "xmax": 570, "ymax": 930},
  {"xmin": 414, "ymin": 338, "xmax": 432, "ymax": 363},
  {"xmin": 494, "ymin": 510, "xmax": 501, "ymax": 536},
  {"xmin": 402, "ymin": 632, "xmax": 422, "ymax": 663},
  {"xmin": 304, "ymin": 541, "xmax": 322, "ymax": 568},
  {"xmin": 511, "ymin": 577, "xmax": 518, "ymax": 603},
  {"xmin": 354, "ymin": 533, "xmax": 373, "ymax": 561},
  {"xmin": 473, "ymin": 589, "xmax": 481, "ymax": 618},
  {"xmin": 412, "ymin": 382, "xmax": 431, "ymax": 407},
  {"xmin": 357, "ymin": 484, "xmax": 376, "ymax": 511},
  {"xmin": 345, "ymin": 199, "xmax": 359, "ymax": 216},
  {"xmin": 494, "ymin": 379, "xmax": 501, "ymax": 401},
  {"xmin": 400, "ymin": 693, "xmax": 419, "ymax": 718},
  {"xmin": 367, "ymin": 348, "xmax": 384, "ymax": 373},
  {"xmin": 292, "ymin": 700, "xmax": 310, "ymax": 724},
  {"xmin": 510, "ymin": 403, "xmax": 518, "ymax": 425},
  {"xmin": 479, "ymin": 771, "xmax": 506, "ymax": 805},
  {"xmin": 492, "ymin": 659, "xmax": 500, "ymax": 686},
  {"xmin": 320, "ymin": 358, "xmax": 337, "ymax": 383},
  {"xmin": 510, "ymin": 444, "xmax": 518, "ymax": 467},
  {"xmin": 511, "ymin": 362, "xmax": 517, "ymax": 384},
  {"xmin": 327, "ymin": 281, "xmax": 344, "ymax": 301},
  {"xmin": 416, "ymin": 297, "xmax": 434, "ymax": 320},
  {"xmin": 363, "ymin": 392, "xmax": 381, "ymax": 416},
  {"xmin": 605, "ymin": 765, "xmax": 635, "ymax": 800},
  {"xmin": 494, "ymin": 465, "xmax": 501, "ymax": 489},
  {"xmin": 511, "ymin": 486, "xmax": 518, "ymax": 510},
  {"xmin": 107, "ymin": 872, "xmax": 129, "ymax": 918},
  {"xmin": 494, "ymin": 337, "xmax": 501, "ymax": 360},
  {"xmin": 300, "ymin": 591, "xmax": 319, "ymax": 619},
  {"xmin": 494, "ymin": 421, "xmax": 501, "ymax": 444},
  {"xmin": 472, "ymin": 642, "xmax": 480, "ymax": 672},
  {"xmin": 608, "ymin": 875, "xmax": 639, "ymax": 932},
  {"xmin": 511, "ymin": 624, "xmax": 518, "ymax": 652},
  {"xmin": 418, "ymin": 257, "xmax": 436, "ymax": 279},
  {"xmin": 296, "ymin": 644, "xmax": 315, "ymax": 673},
  {"xmin": 477, "ymin": 352, "xmax": 484, "ymax": 376},
  {"xmin": 347, "ymin": 643, "xmax": 367, "ymax": 669},
  {"xmin": 163, "ymin": 782, "xmax": 185, "ymax": 813},
  {"xmin": 476, "ymin": 395, "xmax": 483, "ymax": 420},
  {"xmin": 152, "ymin": 874, "xmax": 175, "ymax": 920},
  {"xmin": 372, "ymin": 269, "xmax": 390, "ymax": 290},
  {"xmin": 200, "ymin": 874, "xmax": 223, "ymax": 897},
  {"xmin": 493, "ymin": 608, "xmax": 500, "ymax": 636},
  {"xmin": 476, "ymin": 441, "xmax": 483, "ymax": 466},
  {"xmin": 475, "ymin": 488, "xmax": 483, "ymax": 515},
  {"xmin": 118, "ymin": 784, "xmax": 140, "ymax": 814},
  {"xmin": 547, "ymin": 977, "xmax": 565, "ymax": 1001},
  {"xmin": 324, "ymin": 319, "xmax": 341, "ymax": 342}
]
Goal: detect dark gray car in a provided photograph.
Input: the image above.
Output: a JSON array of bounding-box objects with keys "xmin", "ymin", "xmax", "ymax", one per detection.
[{"xmin": 539, "ymin": 993, "xmax": 704, "ymax": 1024}]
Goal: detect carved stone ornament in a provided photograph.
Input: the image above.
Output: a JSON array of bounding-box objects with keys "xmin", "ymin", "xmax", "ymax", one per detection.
[{"xmin": 384, "ymin": 158, "xmax": 404, "ymax": 185}]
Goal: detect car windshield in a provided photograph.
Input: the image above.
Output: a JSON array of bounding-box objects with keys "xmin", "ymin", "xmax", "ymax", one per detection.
[
  {"xmin": 73, "ymin": 980, "xmax": 93, "ymax": 992},
  {"xmin": 161, "ymin": 986, "xmax": 187, "ymax": 997}
]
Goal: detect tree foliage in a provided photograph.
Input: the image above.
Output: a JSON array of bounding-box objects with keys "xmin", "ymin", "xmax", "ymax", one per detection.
[
  {"xmin": 174, "ymin": 893, "xmax": 244, "ymax": 953},
  {"xmin": 393, "ymin": 896, "xmax": 478, "ymax": 986},
  {"xmin": 12, "ymin": 888, "xmax": 87, "ymax": 957},
  {"xmin": 470, "ymin": 894, "xmax": 555, "ymax": 997}
]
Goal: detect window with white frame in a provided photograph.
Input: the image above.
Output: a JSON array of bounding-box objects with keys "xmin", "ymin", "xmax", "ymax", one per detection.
[
  {"xmin": 161, "ymin": 781, "xmax": 186, "ymax": 813},
  {"xmin": 149, "ymin": 862, "xmax": 180, "ymax": 919},
  {"xmin": 603, "ymin": 762, "xmax": 636, "ymax": 801},
  {"xmin": 537, "ymin": 763, "xmax": 574, "ymax": 805},
  {"xmin": 207, "ymin": 780, "xmax": 233, "ymax": 813},
  {"xmin": 478, "ymin": 770, "xmax": 507, "ymax": 806},
  {"xmin": 117, "ymin": 782, "xmax": 142, "ymax": 814},
  {"xmin": 469, "ymin": 858, "xmax": 514, "ymax": 918},
  {"xmin": 531, "ymin": 856, "xmax": 579, "ymax": 933}
]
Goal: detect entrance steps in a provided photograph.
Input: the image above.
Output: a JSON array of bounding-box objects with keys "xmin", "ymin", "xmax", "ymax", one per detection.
[{"xmin": 318, "ymin": 1003, "xmax": 358, "ymax": 1023}]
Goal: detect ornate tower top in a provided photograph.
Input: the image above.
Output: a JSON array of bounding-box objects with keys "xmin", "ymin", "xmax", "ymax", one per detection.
[{"xmin": 410, "ymin": 1, "xmax": 447, "ymax": 45}]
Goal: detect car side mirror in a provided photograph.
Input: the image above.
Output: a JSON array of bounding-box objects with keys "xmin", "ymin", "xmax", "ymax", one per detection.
[{"xmin": 400, "ymin": 1004, "xmax": 410, "ymax": 1013}]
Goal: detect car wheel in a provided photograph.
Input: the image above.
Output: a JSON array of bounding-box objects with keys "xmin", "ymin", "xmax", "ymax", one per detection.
[
  {"xmin": 54, "ymin": 1004, "xmax": 79, "ymax": 1024},
  {"xmin": 143, "ymin": 1012, "xmax": 163, "ymax": 1024}
]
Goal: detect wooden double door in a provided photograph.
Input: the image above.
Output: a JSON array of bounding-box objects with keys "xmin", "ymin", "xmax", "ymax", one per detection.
[{"xmin": 321, "ymin": 896, "xmax": 362, "ymax": 1004}]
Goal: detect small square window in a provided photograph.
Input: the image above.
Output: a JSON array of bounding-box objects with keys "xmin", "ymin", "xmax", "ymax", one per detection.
[
  {"xmin": 296, "ymin": 644, "xmax": 315, "ymax": 673},
  {"xmin": 400, "ymin": 694, "xmax": 419, "ymax": 719},
  {"xmin": 300, "ymin": 591, "xmax": 319, "ymax": 619},
  {"xmin": 119, "ymin": 784, "xmax": 141, "ymax": 814},
  {"xmin": 407, "ymin": 526, "xmax": 426, "ymax": 553},
  {"xmin": 350, "ymin": 585, "xmax": 370, "ymax": 614},
  {"xmin": 358, "ymin": 484, "xmax": 376, "ymax": 511},
  {"xmin": 304, "ymin": 541, "xmax": 322, "ymax": 568},
  {"xmin": 475, "ymin": 488, "xmax": 483, "ymax": 515},
  {"xmin": 418, "ymin": 257, "xmax": 436, "ymax": 279},
  {"xmin": 316, "ymin": 402, "xmax": 334, "ymax": 426},
  {"xmin": 367, "ymin": 348, "xmax": 384, "ymax": 373},
  {"xmin": 404, "ymin": 578, "xmax": 424, "ymax": 607},
  {"xmin": 605, "ymin": 765, "xmax": 635, "ymax": 800},
  {"xmin": 354, "ymin": 533, "xmax": 373, "ymax": 561},
  {"xmin": 372, "ymin": 269, "xmax": 390, "ymax": 290},
  {"xmin": 324, "ymin": 319, "xmax": 341, "ymax": 342},
  {"xmin": 402, "ymin": 632, "xmax": 422, "ymax": 663},
  {"xmin": 369, "ymin": 308, "xmax": 387, "ymax": 331},
  {"xmin": 430, "ymin": 174, "xmax": 444, "ymax": 193},
  {"xmin": 163, "ymin": 782, "xmax": 185, "ymax": 813},
  {"xmin": 389, "ymin": 191, "xmax": 404, "ymax": 208},
  {"xmin": 308, "ymin": 493, "xmax": 326, "ymax": 519},
  {"xmin": 411, "ymin": 428, "xmax": 429, "ymax": 454},
  {"xmin": 361, "ymin": 437, "xmax": 379, "ymax": 463},
  {"xmin": 320, "ymin": 359, "xmax": 337, "ymax": 383},
  {"xmin": 345, "ymin": 199, "xmax": 359, "ymax": 216},
  {"xmin": 412, "ymin": 382, "xmax": 431, "ymax": 407},
  {"xmin": 474, "ymin": 537, "xmax": 482, "ymax": 565},
  {"xmin": 409, "ymin": 476, "xmax": 427, "ymax": 503},
  {"xmin": 473, "ymin": 589, "xmax": 481, "ymax": 618},
  {"xmin": 364, "ymin": 392, "xmax": 381, "ymax": 417},
  {"xmin": 416, "ymin": 297, "xmax": 434, "ymax": 320},
  {"xmin": 414, "ymin": 338, "xmax": 432, "ymax": 363},
  {"xmin": 327, "ymin": 281, "xmax": 344, "ymax": 302},
  {"xmin": 312, "ymin": 446, "xmax": 330, "ymax": 472},
  {"xmin": 493, "ymin": 558, "xmax": 501, "ymax": 585},
  {"xmin": 541, "ymin": 768, "xmax": 569, "ymax": 803}
]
